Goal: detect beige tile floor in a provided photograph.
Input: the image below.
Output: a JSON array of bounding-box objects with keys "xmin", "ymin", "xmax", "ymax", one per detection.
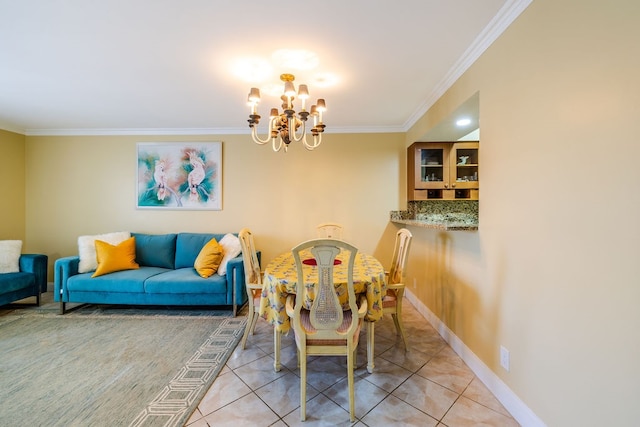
[{"xmin": 186, "ymin": 299, "xmax": 520, "ymax": 426}]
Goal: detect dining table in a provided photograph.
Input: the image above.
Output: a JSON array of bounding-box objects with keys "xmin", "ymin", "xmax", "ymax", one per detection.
[{"xmin": 259, "ymin": 247, "xmax": 386, "ymax": 373}]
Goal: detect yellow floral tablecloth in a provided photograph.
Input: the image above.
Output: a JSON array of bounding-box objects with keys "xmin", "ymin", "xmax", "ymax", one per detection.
[{"xmin": 259, "ymin": 249, "xmax": 386, "ymax": 333}]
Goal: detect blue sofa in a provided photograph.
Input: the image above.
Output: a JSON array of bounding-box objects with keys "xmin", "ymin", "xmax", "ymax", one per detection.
[
  {"xmin": 0, "ymin": 254, "xmax": 48, "ymax": 307},
  {"xmin": 54, "ymin": 232, "xmax": 248, "ymax": 315}
]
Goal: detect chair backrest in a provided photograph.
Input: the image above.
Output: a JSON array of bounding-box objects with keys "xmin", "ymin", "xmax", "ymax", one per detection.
[
  {"xmin": 238, "ymin": 228, "xmax": 261, "ymax": 286},
  {"xmin": 291, "ymin": 238, "xmax": 359, "ymax": 341},
  {"xmin": 316, "ymin": 223, "xmax": 344, "ymax": 239},
  {"xmin": 387, "ymin": 228, "xmax": 413, "ymax": 284}
]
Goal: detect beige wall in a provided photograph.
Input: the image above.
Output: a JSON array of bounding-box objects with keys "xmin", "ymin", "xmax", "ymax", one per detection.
[
  {"xmin": 0, "ymin": 129, "xmax": 26, "ymax": 242},
  {"xmin": 25, "ymin": 133, "xmax": 405, "ymax": 277},
  {"xmin": 405, "ymin": 0, "xmax": 640, "ymax": 425}
]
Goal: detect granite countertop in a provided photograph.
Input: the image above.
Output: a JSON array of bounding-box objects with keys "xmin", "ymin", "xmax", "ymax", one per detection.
[
  {"xmin": 390, "ymin": 211, "xmax": 478, "ymax": 231},
  {"xmin": 391, "ymin": 216, "xmax": 478, "ymax": 230}
]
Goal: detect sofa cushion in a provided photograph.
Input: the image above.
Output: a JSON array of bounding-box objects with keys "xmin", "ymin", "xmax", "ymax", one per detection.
[
  {"xmin": 194, "ymin": 238, "xmax": 224, "ymax": 278},
  {"xmin": 175, "ymin": 233, "xmax": 221, "ymax": 269},
  {"xmin": 0, "ymin": 240, "xmax": 22, "ymax": 273},
  {"xmin": 92, "ymin": 237, "xmax": 140, "ymax": 278},
  {"xmin": 217, "ymin": 233, "xmax": 242, "ymax": 276},
  {"xmin": 143, "ymin": 268, "xmax": 228, "ymax": 294},
  {"xmin": 67, "ymin": 267, "xmax": 169, "ymax": 293},
  {"xmin": 132, "ymin": 233, "xmax": 177, "ymax": 269},
  {"xmin": 0, "ymin": 272, "xmax": 35, "ymax": 292},
  {"xmin": 78, "ymin": 231, "xmax": 131, "ymax": 273}
]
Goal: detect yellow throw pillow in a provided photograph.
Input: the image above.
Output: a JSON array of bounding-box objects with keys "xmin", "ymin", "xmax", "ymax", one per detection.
[
  {"xmin": 194, "ymin": 238, "xmax": 224, "ymax": 278},
  {"xmin": 92, "ymin": 237, "xmax": 140, "ymax": 278}
]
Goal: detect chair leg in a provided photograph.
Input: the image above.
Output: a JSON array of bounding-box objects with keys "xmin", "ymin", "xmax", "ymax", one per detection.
[
  {"xmin": 367, "ymin": 321, "xmax": 375, "ymax": 373},
  {"xmin": 240, "ymin": 310, "xmax": 258, "ymax": 350},
  {"xmin": 249, "ymin": 311, "xmax": 259, "ymax": 335},
  {"xmin": 300, "ymin": 352, "xmax": 307, "ymax": 421},
  {"xmin": 241, "ymin": 296, "xmax": 255, "ymax": 350},
  {"xmin": 274, "ymin": 328, "xmax": 282, "ymax": 372},
  {"xmin": 393, "ymin": 288, "xmax": 410, "ymax": 352},
  {"xmin": 347, "ymin": 346, "xmax": 356, "ymax": 422},
  {"xmin": 391, "ymin": 313, "xmax": 409, "ymax": 351},
  {"xmin": 240, "ymin": 313, "xmax": 252, "ymax": 350}
]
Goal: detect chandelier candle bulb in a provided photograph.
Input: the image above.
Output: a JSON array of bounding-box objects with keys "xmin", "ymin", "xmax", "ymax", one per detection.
[
  {"xmin": 248, "ymin": 88, "xmax": 261, "ymax": 114},
  {"xmin": 298, "ymin": 84, "xmax": 309, "ymax": 110},
  {"xmin": 316, "ymin": 99, "xmax": 326, "ymax": 122}
]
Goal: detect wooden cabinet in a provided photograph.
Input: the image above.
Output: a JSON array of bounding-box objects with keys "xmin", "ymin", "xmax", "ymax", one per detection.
[{"xmin": 407, "ymin": 141, "xmax": 479, "ymax": 200}]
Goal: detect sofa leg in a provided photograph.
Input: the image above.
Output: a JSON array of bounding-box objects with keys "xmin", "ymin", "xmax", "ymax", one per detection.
[{"xmin": 59, "ymin": 302, "xmax": 66, "ymax": 315}]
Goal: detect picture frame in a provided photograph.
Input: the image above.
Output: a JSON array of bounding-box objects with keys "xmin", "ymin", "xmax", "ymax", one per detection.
[{"xmin": 136, "ymin": 142, "xmax": 222, "ymax": 210}]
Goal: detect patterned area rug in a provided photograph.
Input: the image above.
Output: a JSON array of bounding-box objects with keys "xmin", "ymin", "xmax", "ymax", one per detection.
[{"xmin": 0, "ymin": 296, "xmax": 246, "ymax": 427}]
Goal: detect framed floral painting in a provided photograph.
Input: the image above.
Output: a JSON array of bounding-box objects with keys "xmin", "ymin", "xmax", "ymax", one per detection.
[{"xmin": 137, "ymin": 142, "xmax": 222, "ymax": 210}]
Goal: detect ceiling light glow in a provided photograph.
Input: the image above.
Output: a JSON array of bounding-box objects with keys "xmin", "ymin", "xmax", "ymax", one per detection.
[
  {"xmin": 261, "ymin": 83, "xmax": 285, "ymax": 97},
  {"xmin": 311, "ymin": 73, "xmax": 339, "ymax": 88},
  {"xmin": 231, "ymin": 57, "xmax": 273, "ymax": 83},
  {"xmin": 271, "ymin": 49, "xmax": 319, "ymax": 70},
  {"xmin": 456, "ymin": 118, "xmax": 472, "ymax": 127}
]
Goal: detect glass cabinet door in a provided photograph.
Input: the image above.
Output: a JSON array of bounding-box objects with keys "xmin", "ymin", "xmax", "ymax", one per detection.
[
  {"xmin": 450, "ymin": 142, "xmax": 479, "ymax": 190},
  {"xmin": 414, "ymin": 143, "xmax": 449, "ymax": 189}
]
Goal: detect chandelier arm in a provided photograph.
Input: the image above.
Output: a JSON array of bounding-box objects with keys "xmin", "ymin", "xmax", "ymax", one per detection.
[
  {"xmin": 302, "ymin": 133, "xmax": 322, "ymax": 150},
  {"xmin": 272, "ymin": 137, "xmax": 284, "ymax": 152},
  {"xmin": 250, "ymin": 117, "xmax": 278, "ymax": 145},
  {"xmin": 301, "ymin": 134, "xmax": 314, "ymax": 151},
  {"xmin": 289, "ymin": 117, "xmax": 307, "ymax": 143}
]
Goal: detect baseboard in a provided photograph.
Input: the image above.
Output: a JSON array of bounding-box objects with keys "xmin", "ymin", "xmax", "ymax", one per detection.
[{"xmin": 404, "ymin": 289, "xmax": 546, "ymax": 427}]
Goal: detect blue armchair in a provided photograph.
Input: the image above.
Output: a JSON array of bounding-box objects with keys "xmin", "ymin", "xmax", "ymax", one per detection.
[{"xmin": 0, "ymin": 254, "xmax": 48, "ymax": 307}]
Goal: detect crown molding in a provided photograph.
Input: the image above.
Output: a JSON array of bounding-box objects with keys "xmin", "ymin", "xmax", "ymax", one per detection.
[
  {"xmin": 403, "ymin": 0, "xmax": 534, "ymax": 131},
  {"xmin": 23, "ymin": 125, "xmax": 405, "ymax": 137}
]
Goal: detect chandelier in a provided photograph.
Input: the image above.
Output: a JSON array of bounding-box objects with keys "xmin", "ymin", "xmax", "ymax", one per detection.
[{"xmin": 247, "ymin": 73, "xmax": 326, "ymax": 152}]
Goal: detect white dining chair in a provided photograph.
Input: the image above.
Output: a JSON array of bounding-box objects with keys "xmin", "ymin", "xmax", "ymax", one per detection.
[
  {"xmin": 382, "ymin": 228, "xmax": 413, "ymax": 350},
  {"xmin": 316, "ymin": 222, "xmax": 344, "ymax": 239},
  {"xmin": 238, "ymin": 228, "xmax": 263, "ymax": 349},
  {"xmin": 285, "ymin": 238, "xmax": 366, "ymax": 422}
]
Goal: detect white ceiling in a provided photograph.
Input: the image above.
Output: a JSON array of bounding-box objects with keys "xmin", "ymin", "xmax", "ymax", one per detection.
[{"xmin": 0, "ymin": 0, "xmax": 530, "ymax": 136}]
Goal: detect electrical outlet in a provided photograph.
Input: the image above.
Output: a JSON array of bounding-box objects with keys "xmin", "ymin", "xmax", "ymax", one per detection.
[
  {"xmin": 412, "ymin": 278, "xmax": 417, "ymax": 289},
  {"xmin": 500, "ymin": 346, "xmax": 510, "ymax": 371}
]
